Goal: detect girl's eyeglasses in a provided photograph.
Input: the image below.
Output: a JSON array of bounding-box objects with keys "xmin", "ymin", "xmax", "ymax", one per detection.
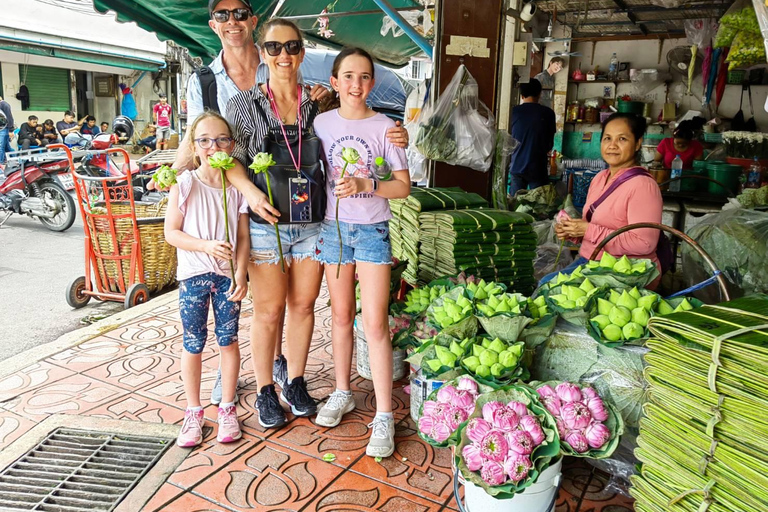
[
  {"xmin": 212, "ymin": 8, "xmax": 251, "ymax": 23},
  {"xmin": 263, "ymin": 40, "xmax": 303, "ymax": 56},
  {"xmin": 194, "ymin": 137, "xmax": 233, "ymax": 149}
]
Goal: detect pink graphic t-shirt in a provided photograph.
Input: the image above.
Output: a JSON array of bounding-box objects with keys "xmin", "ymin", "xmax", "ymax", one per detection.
[
  {"xmin": 314, "ymin": 110, "xmax": 408, "ymax": 224},
  {"xmin": 153, "ymin": 103, "xmax": 172, "ymax": 127}
]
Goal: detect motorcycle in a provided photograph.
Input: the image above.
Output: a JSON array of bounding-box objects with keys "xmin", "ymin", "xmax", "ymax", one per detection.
[{"xmin": 0, "ymin": 150, "xmax": 77, "ymax": 232}]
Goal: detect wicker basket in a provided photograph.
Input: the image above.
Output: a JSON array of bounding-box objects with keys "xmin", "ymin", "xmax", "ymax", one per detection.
[{"xmin": 88, "ymin": 199, "xmax": 177, "ymax": 294}]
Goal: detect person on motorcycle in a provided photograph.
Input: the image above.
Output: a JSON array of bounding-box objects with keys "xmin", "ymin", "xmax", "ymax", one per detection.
[{"xmin": 18, "ymin": 116, "xmax": 42, "ymax": 150}]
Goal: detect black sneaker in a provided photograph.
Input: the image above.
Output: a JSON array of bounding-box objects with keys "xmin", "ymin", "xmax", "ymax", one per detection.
[
  {"xmin": 256, "ymin": 385, "xmax": 287, "ymax": 429},
  {"xmin": 280, "ymin": 376, "xmax": 317, "ymax": 417},
  {"xmin": 273, "ymin": 354, "xmax": 288, "ymax": 389}
]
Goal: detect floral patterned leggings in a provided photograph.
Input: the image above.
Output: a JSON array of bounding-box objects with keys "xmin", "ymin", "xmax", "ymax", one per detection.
[{"xmin": 179, "ymin": 272, "xmax": 241, "ymax": 355}]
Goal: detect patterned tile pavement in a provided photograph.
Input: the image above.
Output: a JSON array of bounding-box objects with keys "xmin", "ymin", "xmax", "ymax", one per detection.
[{"xmin": 0, "ymin": 294, "xmax": 635, "ymax": 511}]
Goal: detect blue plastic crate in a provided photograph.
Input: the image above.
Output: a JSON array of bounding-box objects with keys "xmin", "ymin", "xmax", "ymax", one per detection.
[{"xmin": 570, "ymin": 169, "xmax": 599, "ymax": 208}]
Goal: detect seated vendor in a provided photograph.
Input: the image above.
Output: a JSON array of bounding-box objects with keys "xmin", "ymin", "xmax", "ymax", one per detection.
[
  {"xmin": 541, "ymin": 113, "xmax": 663, "ymax": 289},
  {"xmin": 653, "ymin": 120, "xmax": 703, "ymax": 170}
]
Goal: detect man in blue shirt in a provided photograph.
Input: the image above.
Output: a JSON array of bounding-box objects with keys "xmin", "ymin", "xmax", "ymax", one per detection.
[{"xmin": 508, "ymin": 79, "xmax": 556, "ymax": 197}]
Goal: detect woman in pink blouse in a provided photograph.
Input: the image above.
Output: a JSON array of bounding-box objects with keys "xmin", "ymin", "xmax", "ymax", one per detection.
[{"xmin": 542, "ymin": 113, "xmax": 663, "ymax": 289}]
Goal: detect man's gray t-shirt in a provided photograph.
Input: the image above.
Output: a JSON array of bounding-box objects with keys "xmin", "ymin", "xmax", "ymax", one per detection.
[{"xmin": 533, "ymin": 71, "xmax": 555, "ymax": 109}]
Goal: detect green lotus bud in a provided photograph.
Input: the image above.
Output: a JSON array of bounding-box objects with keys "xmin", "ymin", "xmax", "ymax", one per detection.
[
  {"xmin": 538, "ymin": 306, "xmax": 548, "ymax": 317},
  {"xmin": 586, "ymin": 287, "xmax": 599, "ymax": 297},
  {"xmin": 609, "ymin": 306, "xmax": 632, "ymax": 328},
  {"xmin": 622, "ymin": 322, "xmax": 645, "ymax": 340},
  {"xmin": 451, "ymin": 313, "xmax": 463, "ymax": 323},
  {"xmin": 461, "ymin": 305, "xmax": 472, "ymax": 316},
  {"xmin": 602, "ymin": 324, "xmax": 623, "ymax": 341},
  {"xmin": 676, "ymin": 298, "xmax": 694, "ymax": 312},
  {"xmin": 637, "ymin": 294, "xmax": 658, "ymax": 312},
  {"xmin": 533, "ymin": 296, "xmax": 546, "ymax": 308},
  {"xmin": 600, "ymin": 252, "xmax": 618, "ymax": 269},
  {"xmin": 511, "ymin": 305, "xmax": 521, "ymax": 314},
  {"xmin": 496, "ymin": 301, "xmax": 511, "ymax": 313},
  {"xmin": 572, "ymin": 266, "xmax": 584, "ymax": 278},
  {"xmin": 449, "ymin": 341, "xmax": 464, "ymax": 358},
  {"xmin": 613, "ymin": 255, "xmax": 632, "ymax": 274},
  {"xmin": 490, "ymin": 363, "xmax": 506, "ymax": 377},
  {"xmin": 248, "ymin": 152, "xmax": 276, "ymax": 172},
  {"xmin": 435, "ymin": 345, "xmax": 456, "ymax": 366},
  {"xmin": 657, "ymin": 300, "xmax": 674, "ymax": 316},
  {"xmin": 597, "ymin": 298, "xmax": 614, "ymax": 316},
  {"xmin": 440, "ymin": 319, "xmax": 452, "ymax": 329},
  {"xmin": 509, "ymin": 343, "xmax": 524, "ymax": 358},
  {"xmin": 433, "ymin": 311, "xmax": 448, "ymax": 324},
  {"xmin": 575, "ymin": 296, "xmax": 588, "ymax": 308},
  {"xmin": 472, "ymin": 344, "xmax": 485, "ymax": 357},
  {"xmin": 481, "ymin": 338, "xmax": 492, "ymax": 349},
  {"xmin": 463, "ymin": 356, "xmax": 481, "ymax": 372},
  {"xmin": 478, "ymin": 304, "xmax": 494, "ymax": 317},
  {"xmin": 549, "ymin": 294, "xmax": 568, "ymax": 304},
  {"xmin": 609, "ymin": 290, "xmax": 622, "ymax": 305},
  {"xmin": 467, "ymin": 282, "xmax": 478, "ymax": 293},
  {"xmin": 479, "ymin": 349, "xmax": 499, "ymax": 367},
  {"xmin": 555, "ymin": 272, "xmax": 569, "ymax": 284},
  {"xmin": 591, "ymin": 314, "xmax": 612, "ymax": 330},
  {"xmin": 477, "ymin": 279, "xmax": 487, "ymax": 290},
  {"xmin": 210, "ymin": 151, "xmax": 236, "ymax": 170},
  {"xmin": 460, "ymin": 337, "xmax": 473, "ymax": 349},
  {"xmin": 579, "ymin": 278, "xmax": 596, "ymax": 292},
  {"xmin": 457, "ymin": 296, "xmax": 471, "ymax": 308},
  {"xmin": 507, "ymin": 295, "xmax": 519, "ymax": 308},
  {"xmin": 488, "ymin": 338, "xmax": 506, "ymax": 354},
  {"xmin": 488, "ymin": 295, "xmax": 501, "ymax": 309},
  {"xmin": 631, "ymin": 262, "xmax": 647, "ymax": 273},
  {"xmin": 566, "ymin": 286, "xmax": 586, "ymax": 301},
  {"xmin": 617, "ymin": 290, "xmax": 638, "ymax": 310},
  {"xmin": 341, "ymin": 147, "xmax": 360, "ymax": 164},
  {"xmin": 499, "ymin": 350, "xmax": 520, "ymax": 368},
  {"xmin": 631, "ymin": 307, "xmax": 650, "ymax": 327},
  {"xmin": 475, "ymin": 364, "xmax": 491, "ymax": 378},
  {"xmin": 629, "ymin": 287, "xmax": 642, "ymax": 300},
  {"xmin": 560, "ymin": 300, "xmax": 577, "ymax": 309},
  {"xmin": 474, "ymin": 287, "xmax": 487, "ymax": 300},
  {"xmin": 587, "ymin": 260, "xmax": 600, "ymax": 269},
  {"xmin": 425, "ymin": 359, "xmax": 443, "ymax": 372}
]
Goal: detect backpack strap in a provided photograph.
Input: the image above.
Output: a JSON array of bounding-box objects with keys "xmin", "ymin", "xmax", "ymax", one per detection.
[
  {"xmin": 585, "ymin": 167, "xmax": 652, "ymax": 222},
  {"xmin": 195, "ymin": 66, "xmax": 218, "ymax": 113}
]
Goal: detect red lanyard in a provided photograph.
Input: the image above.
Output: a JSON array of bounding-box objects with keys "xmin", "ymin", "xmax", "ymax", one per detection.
[{"xmin": 266, "ymin": 81, "xmax": 302, "ymax": 173}]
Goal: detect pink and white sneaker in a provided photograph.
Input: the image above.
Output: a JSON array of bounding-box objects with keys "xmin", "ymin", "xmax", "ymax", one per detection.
[
  {"xmin": 217, "ymin": 405, "xmax": 242, "ymax": 443},
  {"xmin": 177, "ymin": 408, "xmax": 205, "ymax": 448}
]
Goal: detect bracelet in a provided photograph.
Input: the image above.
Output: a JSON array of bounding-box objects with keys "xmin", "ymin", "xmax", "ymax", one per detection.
[{"xmin": 370, "ymin": 178, "xmax": 378, "ymax": 193}]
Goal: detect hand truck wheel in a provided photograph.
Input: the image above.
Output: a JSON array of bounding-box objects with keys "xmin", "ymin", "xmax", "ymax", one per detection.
[
  {"xmin": 66, "ymin": 276, "xmax": 91, "ymax": 309},
  {"xmin": 124, "ymin": 283, "xmax": 150, "ymax": 309}
]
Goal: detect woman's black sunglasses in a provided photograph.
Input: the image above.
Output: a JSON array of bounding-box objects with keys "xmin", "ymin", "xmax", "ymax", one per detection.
[
  {"xmin": 212, "ymin": 8, "xmax": 252, "ymax": 23},
  {"xmin": 263, "ymin": 40, "xmax": 303, "ymax": 56}
]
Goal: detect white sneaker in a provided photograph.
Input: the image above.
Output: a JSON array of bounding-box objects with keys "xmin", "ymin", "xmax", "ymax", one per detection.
[
  {"xmin": 315, "ymin": 390, "xmax": 355, "ymax": 427},
  {"xmin": 366, "ymin": 415, "xmax": 396, "ymax": 458}
]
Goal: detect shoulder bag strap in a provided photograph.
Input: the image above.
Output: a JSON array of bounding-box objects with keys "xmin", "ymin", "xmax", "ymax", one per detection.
[
  {"xmin": 585, "ymin": 167, "xmax": 651, "ymax": 222},
  {"xmin": 195, "ymin": 67, "xmax": 218, "ymax": 113}
]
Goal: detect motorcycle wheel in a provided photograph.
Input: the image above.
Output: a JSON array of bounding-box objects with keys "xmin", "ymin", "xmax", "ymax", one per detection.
[
  {"xmin": 38, "ymin": 181, "xmax": 77, "ymax": 232},
  {"xmin": 66, "ymin": 276, "xmax": 91, "ymax": 309},
  {"xmin": 124, "ymin": 283, "xmax": 150, "ymax": 309}
]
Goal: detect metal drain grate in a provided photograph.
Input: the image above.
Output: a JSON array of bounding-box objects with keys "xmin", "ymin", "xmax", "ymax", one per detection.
[{"xmin": 0, "ymin": 427, "xmax": 173, "ymax": 511}]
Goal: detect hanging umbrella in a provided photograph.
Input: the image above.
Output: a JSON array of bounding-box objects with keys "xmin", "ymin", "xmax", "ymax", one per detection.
[
  {"xmin": 716, "ymin": 48, "xmax": 730, "ymax": 108},
  {"xmin": 705, "ymin": 47, "xmax": 720, "ymax": 105}
]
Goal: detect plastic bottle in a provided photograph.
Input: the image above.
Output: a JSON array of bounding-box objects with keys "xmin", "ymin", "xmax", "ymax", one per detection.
[
  {"xmin": 669, "ymin": 155, "xmax": 683, "ymax": 192},
  {"xmin": 746, "ymin": 157, "xmax": 763, "ymax": 189},
  {"xmin": 609, "ymin": 53, "xmax": 619, "ymax": 80},
  {"xmin": 372, "ymin": 156, "xmax": 392, "ymax": 181}
]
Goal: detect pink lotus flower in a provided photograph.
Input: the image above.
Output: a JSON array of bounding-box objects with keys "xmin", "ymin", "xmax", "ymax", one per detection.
[
  {"xmin": 585, "ymin": 421, "xmax": 612, "ymax": 449},
  {"xmin": 466, "ymin": 417, "xmax": 492, "ymax": 444},
  {"xmin": 555, "ymin": 382, "xmax": 582, "ymax": 403},
  {"xmin": 507, "ymin": 401, "xmax": 529, "ymax": 418},
  {"xmin": 437, "ymin": 385, "xmax": 458, "ymax": 404},
  {"xmin": 507, "ymin": 430, "xmax": 535, "ymax": 455},
  {"xmin": 584, "ymin": 396, "xmax": 609, "ymax": 422},
  {"xmin": 561, "ymin": 402, "xmax": 592, "ymax": 430},
  {"xmin": 430, "ymin": 402, "xmax": 450, "ymax": 421},
  {"xmin": 537, "ymin": 385, "xmax": 557, "ymax": 399},
  {"xmin": 556, "ymin": 418, "xmax": 567, "ymax": 437},
  {"xmin": 504, "ymin": 453, "xmax": 532, "ymax": 482},
  {"xmin": 444, "ymin": 406, "xmax": 469, "ymax": 431},
  {"xmin": 422, "ymin": 400, "xmax": 438, "ymax": 417},
  {"xmin": 454, "ymin": 390, "xmax": 476, "ymax": 413},
  {"xmin": 482, "ymin": 401, "xmax": 505, "ymax": 423},
  {"xmin": 491, "ymin": 407, "xmax": 519, "ymax": 431},
  {"xmin": 480, "ymin": 430, "xmax": 509, "ymax": 462},
  {"xmin": 418, "ymin": 414, "xmax": 435, "ymax": 436},
  {"xmin": 581, "ymin": 386, "xmax": 599, "ymax": 401},
  {"xmin": 457, "ymin": 377, "xmax": 479, "ymax": 395},
  {"xmin": 518, "ymin": 415, "xmax": 546, "ymax": 446},
  {"xmin": 462, "ymin": 443, "xmax": 484, "ymax": 471},
  {"xmin": 565, "ymin": 430, "xmax": 590, "ymax": 453},
  {"xmin": 480, "ymin": 460, "xmax": 507, "ymax": 486},
  {"xmin": 539, "ymin": 395, "xmax": 562, "ymax": 416}
]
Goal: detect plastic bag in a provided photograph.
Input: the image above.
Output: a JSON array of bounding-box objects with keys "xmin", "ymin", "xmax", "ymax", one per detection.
[
  {"xmin": 685, "ymin": 19, "xmax": 718, "ymax": 48},
  {"xmin": 682, "ymin": 208, "xmax": 768, "ymax": 303},
  {"xmin": 380, "ymin": 11, "xmax": 423, "ymax": 38},
  {"xmin": 726, "ymin": 30, "xmax": 767, "ymax": 70},
  {"xmin": 405, "ymin": 81, "xmax": 431, "ymax": 183},
  {"xmin": 414, "ymin": 65, "xmax": 498, "ymax": 172},
  {"xmin": 534, "ymin": 243, "xmax": 574, "ymax": 283},
  {"xmin": 755, "ymin": 0, "xmax": 768, "ymax": 62},
  {"xmin": 715, "ymin": 0, "xmax": 761, "ymax": 48}
]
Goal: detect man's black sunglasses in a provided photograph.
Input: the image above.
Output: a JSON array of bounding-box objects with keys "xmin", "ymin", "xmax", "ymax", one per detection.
[
  {"xmin": 212, "ymin": 8, "xmax": 252, "ymax": 23},
  {"xmin": 263, "ymin": 40, "xmax": 303, "ymax": 56}
]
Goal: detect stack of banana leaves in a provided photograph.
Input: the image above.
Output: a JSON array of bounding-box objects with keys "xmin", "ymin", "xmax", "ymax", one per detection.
[
  {"xmin": 390, "ymin": 187, "xmax": 487, "ymax": 284},
  {"xmin": 630, "ymin": 294, "xmax": 768, "ymax": 512},
  {"xmin": 417, "ymin": 209, "xmax": 536, "ymax": 293}
]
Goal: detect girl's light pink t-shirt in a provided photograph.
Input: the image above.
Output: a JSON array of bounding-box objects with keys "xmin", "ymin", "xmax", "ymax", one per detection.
[{"xmin": 175, "ymin": 170, "xmax": 249, "ymax": 281}]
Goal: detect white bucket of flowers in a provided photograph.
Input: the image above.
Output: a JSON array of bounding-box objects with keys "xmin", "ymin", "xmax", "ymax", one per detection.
[{"xmin": 462, "ymin": 458, "xmax": 562, "ymax": 512}]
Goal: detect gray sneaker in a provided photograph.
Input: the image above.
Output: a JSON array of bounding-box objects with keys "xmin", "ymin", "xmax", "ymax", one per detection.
[
  {"xmin": 210, "ymin": 368, "xmax": 238, "ymax": 406},
  {"xmin": 315, "ymin": 390, "xmax": 356, "ymax": 427},
  {"xmin": 366, "ymin": 416, "xmax": 396, "ymax": 458},
  {"xmin": 273, "ymin": 354, "xmax": 288, "ymax": 389}
]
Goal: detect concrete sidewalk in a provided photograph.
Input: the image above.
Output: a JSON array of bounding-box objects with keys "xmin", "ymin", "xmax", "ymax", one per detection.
[{"xmin": 0, "ymin": 289, "xmax": 634, "ymax": 511}]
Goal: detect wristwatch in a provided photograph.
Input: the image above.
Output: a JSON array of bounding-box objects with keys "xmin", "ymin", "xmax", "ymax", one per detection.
[{"xmin": 370, "ymin": 178, "xmax": 379, "ymax": 193}]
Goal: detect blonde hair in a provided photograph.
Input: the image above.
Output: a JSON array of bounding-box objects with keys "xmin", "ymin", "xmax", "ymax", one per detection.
[{"xmin": 188, "ymin": 110, "xmax": 235, "ymax": 167}]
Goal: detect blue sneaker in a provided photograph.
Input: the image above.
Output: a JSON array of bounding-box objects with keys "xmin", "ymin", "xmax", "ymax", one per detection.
[{"xmin": 210, "ymin": 368, "xmax": 238, "ymax": 406}]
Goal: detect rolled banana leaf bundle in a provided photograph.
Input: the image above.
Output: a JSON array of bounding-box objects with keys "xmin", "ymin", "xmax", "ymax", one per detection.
[
  {"xmin": 630, "ymin": 294, "xmax": 768, "ymax": 512},
  {"xmin": 389, "ymin": 187, "xmax": 487, "ymax": 284}
]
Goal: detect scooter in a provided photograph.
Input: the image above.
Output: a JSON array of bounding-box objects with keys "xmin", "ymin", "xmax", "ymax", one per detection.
[{"xmin": 0, "ymin": 150, "xmax": 77, "ymax": 232}]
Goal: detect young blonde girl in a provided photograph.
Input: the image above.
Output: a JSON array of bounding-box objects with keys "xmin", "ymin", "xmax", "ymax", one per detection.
[
  {"xmin": 312, "ymin": 48, "xmax": 411, "ymax": 458},
  {"xmin": 164, "ymin": 111, "xmax": 250, "ymax": 447}
]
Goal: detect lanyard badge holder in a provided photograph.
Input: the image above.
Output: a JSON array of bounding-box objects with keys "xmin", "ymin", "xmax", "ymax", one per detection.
[{"xmin": 267, "ymin": 82, "xmax": 311, "ymax": 223}]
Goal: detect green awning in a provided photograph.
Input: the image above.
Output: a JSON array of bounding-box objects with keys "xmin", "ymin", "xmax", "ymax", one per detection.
[
  {"xmin": 0, "ymin": 40, "xmax": 162, "ymax": 72},
  {"xmin": 92, "ymin": 0, "xmax": 425, "ymax": 67}
]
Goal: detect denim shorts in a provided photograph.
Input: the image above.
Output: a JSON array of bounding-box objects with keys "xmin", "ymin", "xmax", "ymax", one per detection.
[
  {"xmin": 179, "ymin": 272, "xmax": 241, "ymax": 354},
  {"xmin": 315, "ymin": 219, "xmax": 392, "ymax": 266},
  {"xmin": 249, "ymin": 220, "xmax": 321, "ymax": 265}
]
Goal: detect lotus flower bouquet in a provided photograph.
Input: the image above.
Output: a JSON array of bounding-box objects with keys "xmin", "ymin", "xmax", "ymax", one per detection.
[
  {"xmin": 456, "ymin": 385, "xmax": 560, "ymax": 498},
  {"xmin": 151, "ymin": 164, "xmax": 178, "ymax": 189},
  {"xmin": 248, "ymin": 152, "xmax": 285, "ymax": 273},
  {"xmin": 418, "ymin": 376, "xmax": 492, "ymax": 447},
  {"xmin": 534, "ymin": 381, "xmax": 623, "ymax": 458},
  {"xmin": 334, "ymin": 146, "xmax": 360, "ymax": 278},
  {"xmin": 208, "ymin": 152, "xmax": 238, "ymax": 281},
  {"xmin": 474, "ymin": 292, "xmax": 532, "ymax": 344},
  {"xmin": 407, "ymin": 333, "xmax": 474, "ymax": 378}
]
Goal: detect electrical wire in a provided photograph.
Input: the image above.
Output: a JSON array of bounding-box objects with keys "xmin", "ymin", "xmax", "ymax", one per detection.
[{"xmin": 35, "ymin": 0, "xmax": 104, "ymax": 16}]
